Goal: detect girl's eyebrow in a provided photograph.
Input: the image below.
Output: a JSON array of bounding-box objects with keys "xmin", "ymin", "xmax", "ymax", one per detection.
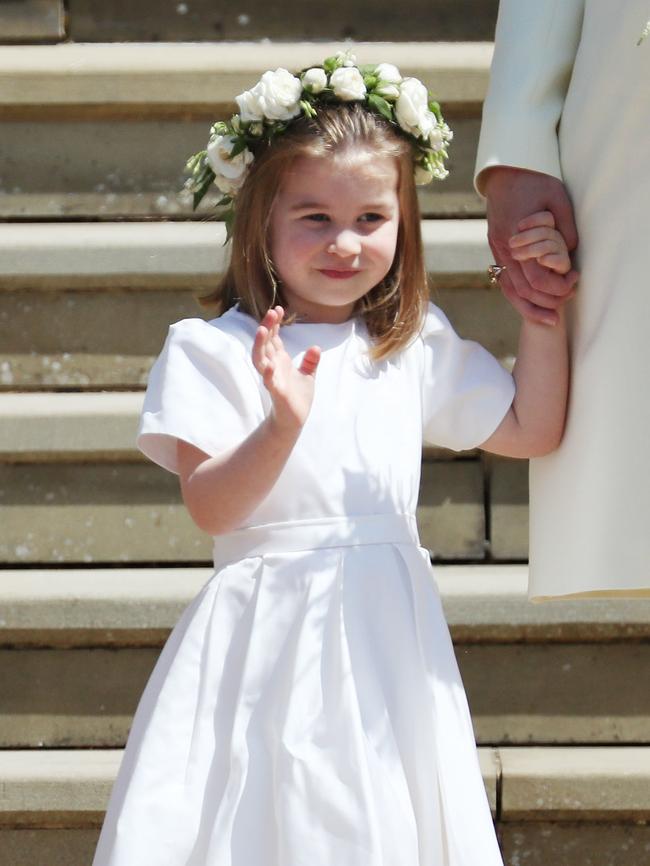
[
  {"xmin": 289, "ymin": 200, "xmax": 393, "ymax": 212},
  {"xmin": 289, "ymin": 201, "xmax": 326, "ymax": 211}
]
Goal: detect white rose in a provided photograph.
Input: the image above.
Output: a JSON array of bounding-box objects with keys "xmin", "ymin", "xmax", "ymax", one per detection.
[
  {"xmin": 330, "ymin": 67, "xmax": 367, "ymax": 101},
  {"xmin": 414, "ymin": 164, "xmax": 434, "ymax": 185},
  {"xmin": 440, "ymin": 122, "xmax": 453, "ymax": 143},
  {"xmin": 395, "ymin": 77, "xmax": 435, "ymax": 138},
  {"xmin": 428, "ymin": 126, "xmax": 444, "ymax": 152},
  {"xmin": 235, "ymin": 87, "xmax": 264, "ymax": 122},
  {"xmin": 206, "ymin": 134, "xmax": 254, "ymax": 195},
  {"xmin": 302, "ymin": 67, "xmax": 327, "ymax": 94},
  {"xmin": 241, "ymin": 68, "xmax": 302, "ymax": 122},
  {"xmin": 335, "ymin": 50, "xmax": 357, "ymax": 67},
  {"xmin": 375, "ymin": 62, "xmax": 402, "ymax": 99}
]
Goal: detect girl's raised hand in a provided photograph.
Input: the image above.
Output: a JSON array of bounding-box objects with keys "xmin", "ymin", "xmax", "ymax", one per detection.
[
  {"xmin": 508, "ymin": 210, "xmax": 575, "ymax": 277},
  {"xmin": 252, "ymin": 306, "xmax": 321, "ymax": 432}
]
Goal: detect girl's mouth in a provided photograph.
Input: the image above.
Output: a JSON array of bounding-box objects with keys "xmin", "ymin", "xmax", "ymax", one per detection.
[{"xmin": 319, "ymin": 269, "xmax": 359, "ymax": 279}]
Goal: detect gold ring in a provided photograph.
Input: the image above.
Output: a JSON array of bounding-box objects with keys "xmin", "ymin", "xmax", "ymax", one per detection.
[{"xmin": 487, "ymin": 264, "xmax": 507, "ymax": 286}]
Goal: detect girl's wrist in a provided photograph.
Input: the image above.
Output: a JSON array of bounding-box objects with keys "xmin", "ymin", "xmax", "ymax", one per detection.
[
  {"xmin": 265, "ymin": 410, "xmax": 304, "ymax": 442},
  {"xmin": 522, "ymin": 304, "xmax": 567, "ymax": 333}
]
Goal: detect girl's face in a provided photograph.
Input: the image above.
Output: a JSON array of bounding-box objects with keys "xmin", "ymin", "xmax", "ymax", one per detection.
[{"xmin": 269, "ymin": 152, "xmax": 400, "ymax": 324}]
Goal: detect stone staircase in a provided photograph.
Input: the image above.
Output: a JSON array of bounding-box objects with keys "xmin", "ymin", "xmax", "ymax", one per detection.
[{"xmin": 1, "ymin": 3, "xmax": 649, "ymax": 865}]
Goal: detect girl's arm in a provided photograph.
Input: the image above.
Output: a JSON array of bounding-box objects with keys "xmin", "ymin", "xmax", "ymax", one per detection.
[
  {"xmin": 177, "ymin": 415, "xmax": 302, "ymax": 536},
  {"xmin": 177, "ymin": 306, "xmax": 321, "ymax": 535},
  {"xmin": 480, "ymin": 210, "xmax": 573, "ymax": 458},
  {"xmin": 480, "ymin": 311, "xmax": 569, "ymax": 457}
]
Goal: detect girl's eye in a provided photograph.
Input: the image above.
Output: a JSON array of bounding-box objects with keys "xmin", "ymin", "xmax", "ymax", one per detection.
[
  {"xmin": 359, "ymin": 213, "xmax": 385, "ymax": 223},
  {"xmin": 304, "ymin": 213, "xmax": 329, "ymax": 222}
]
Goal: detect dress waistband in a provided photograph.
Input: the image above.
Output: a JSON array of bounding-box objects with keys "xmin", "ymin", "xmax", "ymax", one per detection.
[{"xmin": 212, "ymin": 512, "xmax": 421, "ymax": 570}]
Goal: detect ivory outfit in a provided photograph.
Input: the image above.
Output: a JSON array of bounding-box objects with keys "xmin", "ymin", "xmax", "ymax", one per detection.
[
  {"xmin": 91, "ymin": 303, "xmax": 515, "ymax": 865},
  {"xmin": 475, "ymin": 0, "xmax": 650, "ymax": 600}
]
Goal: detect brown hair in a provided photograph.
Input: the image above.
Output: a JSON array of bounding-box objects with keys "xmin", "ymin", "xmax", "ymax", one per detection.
[{"xmin": 197, "ymin": 102, "xmax": 430, "ymax": 362}]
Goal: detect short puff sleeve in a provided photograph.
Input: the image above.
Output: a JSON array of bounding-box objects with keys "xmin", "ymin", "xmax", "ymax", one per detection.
[
  {"xmin": 420, "ymin": 303, "xmax": 515, "ymax": 451},
  {"xmin": 136, "ymin": 319, "xmax": 262, "ymax": 474}
]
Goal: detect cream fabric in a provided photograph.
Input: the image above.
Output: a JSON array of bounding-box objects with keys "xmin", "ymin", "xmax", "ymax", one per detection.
[
  {"xmin": 476, "ymin": 0, "xmax": 650, "ymax": 599},
  {"xmin": 92, "ymin": 303, "xmax": 514, "ymax": 865}
]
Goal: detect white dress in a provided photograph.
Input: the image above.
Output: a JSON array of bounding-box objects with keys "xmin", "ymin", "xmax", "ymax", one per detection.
[{"xmin": 91, "ymin": 302, "xmax": 515, "ymax": 866}]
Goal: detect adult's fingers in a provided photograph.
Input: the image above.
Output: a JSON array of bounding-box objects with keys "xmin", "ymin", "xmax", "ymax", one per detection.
[
  {"xmin": 505, "ymin": 274, "xmax": 567, "ymax": 310},
  {"xmin": 495, "ymin": 260, "xmax": 559, "ymax": 324},
  {"xmin": 516, "ymin": 210, "xmax": 555, "ymax": 231},
  {"xmin": 521, "ymin": 260, "xmax": 578, "ymax": 297},
  {"xmin": 489, "ymin": 229, "xmax": 568, "ymax": 297},
  {"xmin": 500, "ymin": 279, "xmax": 560, "ymax": 327},
  {"xmin": 489, "ymin": 238, "xmax": 562, "ymax": 308}
]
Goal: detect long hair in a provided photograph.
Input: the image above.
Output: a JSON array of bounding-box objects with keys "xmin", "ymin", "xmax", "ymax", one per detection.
[{"xmin": 198, "ymin": 102, "xmax": 430, "ymax": 362}]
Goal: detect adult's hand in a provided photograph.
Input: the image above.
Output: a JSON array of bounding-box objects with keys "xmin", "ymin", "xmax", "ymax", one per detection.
[{"xmin": 482, "ymin": 166, "xmax": 580, "ymax": 325}]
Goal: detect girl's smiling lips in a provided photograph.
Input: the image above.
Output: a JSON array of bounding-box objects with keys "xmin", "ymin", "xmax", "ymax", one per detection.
[{"xmin": 318, "ymin": 268, "xmax": 360, "ymax": 279}]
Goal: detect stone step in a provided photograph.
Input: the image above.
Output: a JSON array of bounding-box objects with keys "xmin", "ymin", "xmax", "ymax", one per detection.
[
  {"xmin": 1, "ymin": 748, "xmax": 648, "ymax": 866},
  {"xmin": 0, "ymin": 391, "xmax": 526, "ymax": 563},
  {"xmin": 0, "ymin": 42, "xmax": 489, "ymax": 219},
  {"xmin": 0, "ymin": 459, "xmax": 489, "ymax": 564},
  {"xmin": 63, "ymin": 1, "xmax": 499, "ymax": 44},
  {"xmin": 0, "ymin": 220, "xmax": 518, "ymax": 389},
  {"xmin": 0, "ymin": 0, "xmax": 64, "ymax": 44},
  {"xmin": 1, "ymin": 42, "xmax": 490, "ymax": 111},
  {"xmin": 1, "ymin": 567, "xmax": 649, "ymax": 746},
  {"xmin": 4, "ymin": 565, "xmax": 649, "ymax": 646}
]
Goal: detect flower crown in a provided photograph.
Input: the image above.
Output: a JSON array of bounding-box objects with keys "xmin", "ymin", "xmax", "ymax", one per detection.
[{"xmin": 184, "ymin": 50, "xmax": 453, "ymax": 241}]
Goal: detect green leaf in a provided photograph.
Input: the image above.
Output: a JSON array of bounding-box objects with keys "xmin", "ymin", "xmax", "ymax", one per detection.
[
  {"xmin": 185, "ymin": 150, "xmax": 207, "ymax": 173},
  {"xmin": 323, "ymin": 55, "xmax": 340, "ymax": 74},
  {"xmin": 193, "ymin": 185, "xmax": 210, "ymax": 210},
  {"xmin": 300, "ymin": 99, "xmax": 318, "ymax": 118},
  {"xmin": 229, "ymin": 138, "xmax": 248, "ymax": 158},
  {"xmin": 367, "ymin": 93, "xmax": 393, "ymax": 122},
  {"xmin": 223, "ymin": 208, "xmax": 236, "ymax": 245},
  {"xmin": 187, "ymin": 165, "xmax": 216, "ymax": 211}
]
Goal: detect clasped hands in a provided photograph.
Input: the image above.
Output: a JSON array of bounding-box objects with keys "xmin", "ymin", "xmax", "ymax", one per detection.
[{"xmin": 483, "ymin": 166, "xmax": 580, "ymax": 325}]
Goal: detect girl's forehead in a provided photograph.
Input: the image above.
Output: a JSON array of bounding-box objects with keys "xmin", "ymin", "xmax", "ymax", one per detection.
[{"xmin": 280, "ymin": 152, "xmax": 399, "ymax": 196}]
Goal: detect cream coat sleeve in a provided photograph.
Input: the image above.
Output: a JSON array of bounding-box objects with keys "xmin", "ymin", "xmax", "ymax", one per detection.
[{"xmin": 474, "ymin": 0, "xmax": 585, "ymax": 195}]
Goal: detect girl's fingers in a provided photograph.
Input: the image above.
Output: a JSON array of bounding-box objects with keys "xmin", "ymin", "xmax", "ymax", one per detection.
[
  {"xmin": 516, "ymin": 210, "xmax": 555, "ymax": 232},
  {"xmin": 299, "ymin": 345, "xmax": 321, "ymax": 376},
  {"xmin": 509, "ymin": 226, "xmax": 563, "ymax": 248},
  {"xmin": 510, "ymin": 239, "xmax": 563, "ymax": 261},
  {"xmin": 537, "ymin": 252, "xmax": 572, "ymax": 274},
  {"xmin": 266, "ymin": 306, "xmax": 283, "ymax": 351},
  {"xmin": 270, "ymin": 307, "xmax": 279, "ymax": 337},
  {"xmin": 252, "ymin": 323, "xmax": 267, "ymax": 351},
  {"xmin": 254, "ymin": 311, "xmax": 278, "ymax": 361},
  {"xmin": 252, "ymin": 325, "xmax": 271, "ymax": 373}
]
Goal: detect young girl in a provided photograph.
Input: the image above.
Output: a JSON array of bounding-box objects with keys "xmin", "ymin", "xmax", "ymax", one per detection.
[{"xmin": 92, "ymin": 53, "xmax": 572, "ymax": 866}]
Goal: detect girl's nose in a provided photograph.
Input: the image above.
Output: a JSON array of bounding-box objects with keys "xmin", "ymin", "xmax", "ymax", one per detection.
[{"xmin": 327, "ymin": 230, "xmax": 361, "ymax": 256}]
